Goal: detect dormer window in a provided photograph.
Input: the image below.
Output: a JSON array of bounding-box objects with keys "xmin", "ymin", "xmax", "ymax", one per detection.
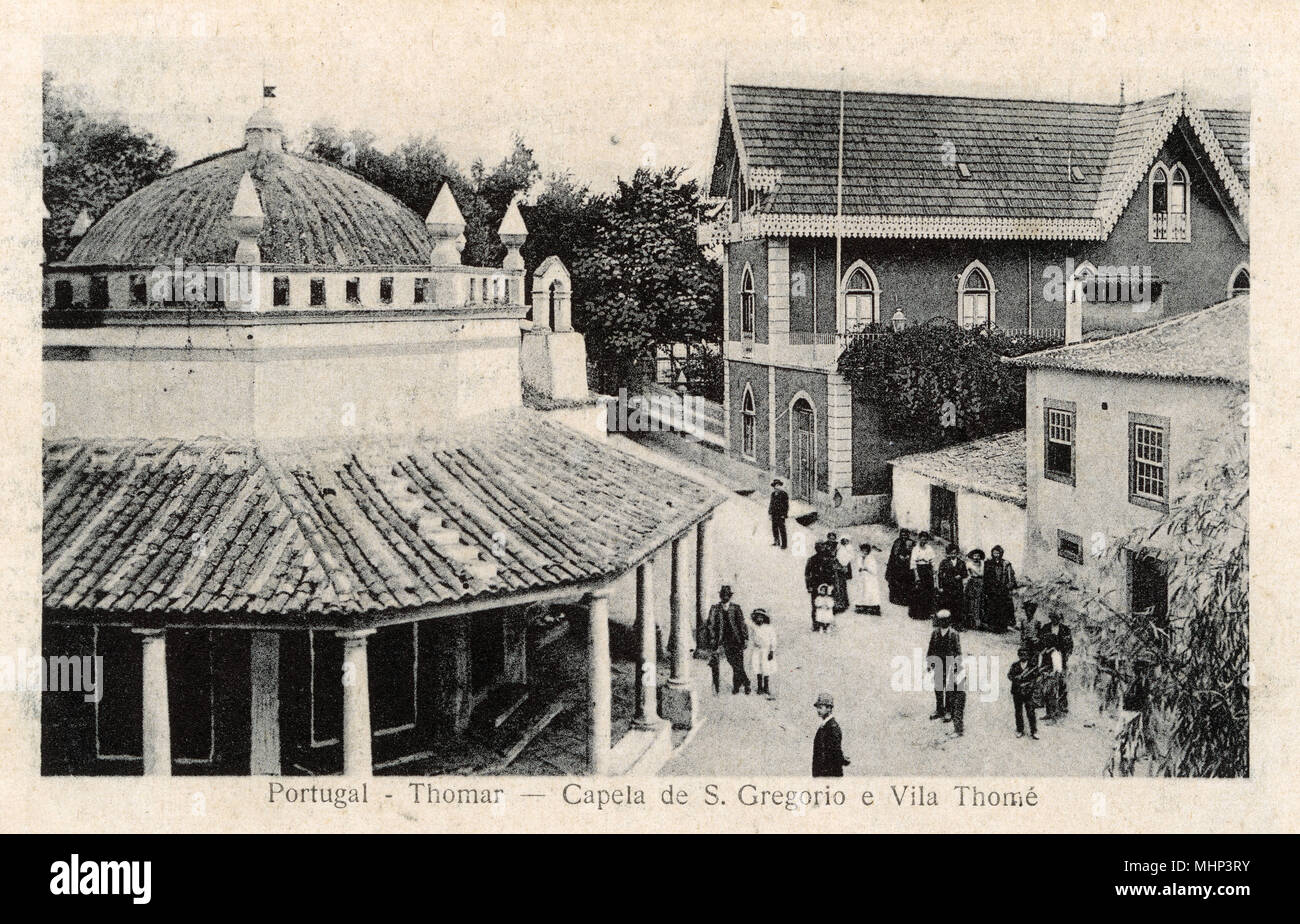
[{"xmin": 1149, "ymin": 162, "xmax": 1190, "ymax": 242}]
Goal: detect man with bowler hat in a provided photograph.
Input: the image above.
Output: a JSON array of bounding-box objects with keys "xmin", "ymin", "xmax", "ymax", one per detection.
[
  {"xmin": 768, "ymin": 479, "xmax": 789, "ymax": 549},
  {"xmin": 812, "ymin": 693, "xmax": 850, "ymax": 776}
]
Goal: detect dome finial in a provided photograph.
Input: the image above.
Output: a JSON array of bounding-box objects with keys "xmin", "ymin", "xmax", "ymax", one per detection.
[
  {"xmin": 427, "ymin": 183, "xmax": 466, "ymax": 266},
  {"xmin": 230, "ymin": 172, "xmax": 264, "ymax": 264}
]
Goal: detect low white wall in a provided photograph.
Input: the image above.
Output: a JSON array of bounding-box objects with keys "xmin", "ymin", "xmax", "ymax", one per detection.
[{"xmin": 891, "ymin": 465, "xmax": 1026, "ymax": 568}]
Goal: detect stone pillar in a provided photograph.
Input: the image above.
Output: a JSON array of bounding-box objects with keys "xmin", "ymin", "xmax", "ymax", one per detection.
[
  {"xmin": 694, "ymin": 518, "xmax": 712, "ymax": 644},
  {"xmin": 633, "ymin": 562, "xmax": 657, "ymax": 727},
  {"xmin": 338, "ymin": 629, "xmax": 375, "ymax": 776},
  {"xmin": 249, "ymin": 631, "xmax": 281, "ymax": 775},
  {"xmin": 660, "ymin": 537, "xmax": 697, "ymax": 729},
  {"xmin": 135, "ymin": 628, "xmax": 170, "ymax": 776},
  {"xmin": 587, "ymin": 591, "xmax": 612, "ymax": 774}
]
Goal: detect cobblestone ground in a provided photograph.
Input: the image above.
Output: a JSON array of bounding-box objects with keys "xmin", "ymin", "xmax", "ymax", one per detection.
[{"xmin": 601, "ymin": 439, "xmax": 1119, "ymax": 778}]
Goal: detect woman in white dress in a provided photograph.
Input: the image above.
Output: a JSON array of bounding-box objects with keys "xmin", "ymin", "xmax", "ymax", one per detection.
[
  {"xmin": 747, "ymin": 608, "xmax": 777, "ymax": 698},
  {"xmin": 854, "ymin": 543, "xmax": 881, "ymax": 615}
]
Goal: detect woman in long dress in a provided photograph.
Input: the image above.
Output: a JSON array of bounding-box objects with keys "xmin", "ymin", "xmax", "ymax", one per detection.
[
  {"xmin": 885, "ymin": 529, "xmax": 914, "ymax": 606},
  {"xmin": 854, "ymin": 543, "xmax": 881, "ymax": 615},
  {"xmin": 964, "ymin": 549, "xmax": 986, "ymax": 630},
  {"xmin": 834, "ymin": 538, "xmax": 854, "ymax": 614},
  {"xmin": 983, "ymin": 545, "xmax": 1018, "ymax": 633},
  {"xmin": 908, "ymin": 532, "xmax": 937, "ymax": 620}
]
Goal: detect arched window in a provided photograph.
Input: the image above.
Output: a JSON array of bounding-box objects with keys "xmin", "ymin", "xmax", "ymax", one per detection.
[
  {"xmin": 1149, "ymin": 163, "xmax": 1189, "ymax": 241},
  {"xmin": 1229, "ymin": 265, "xmax": 1249, "ymax": 297},
  {"xmin": 740, "ymin": 265, "xmax": 756, "ymax": 338},
  {"xmin": 741, "ymin": 386, "xmax": 756, "ymax": 458},
  {"xmin": 840, "ymin": 262, "xmax": 878, "ymax": 332},
  {"xmin": 958, "ymin": 263, "xmax": 994, "ymax": 328}
]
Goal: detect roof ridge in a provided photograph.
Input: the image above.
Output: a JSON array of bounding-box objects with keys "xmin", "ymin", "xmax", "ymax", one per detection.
[{"xmin": 730, "ymin": 82, "xmax": 1169, "ymax": 111}]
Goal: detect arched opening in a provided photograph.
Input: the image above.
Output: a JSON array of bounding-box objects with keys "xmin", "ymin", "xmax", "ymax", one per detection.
[
  {"xmin": 548, "ymin": 279, "xmax": 563, "ymax": 330},
  {"xmin": 1229, "ymin": 265, "xmax": 1249, "ymax": 298},
  {"xmin": 741, "ymin": 386, "xmax": 756, "ymax": 459},
  {"xmin": 840, "ymin": 261, "xmax": 879, "ymax": 335},
  {"xmin": 789, "ymin": 395, "xmax": 817, "ymax": 503},
  {"xmin": 740, "ymin": 265, "xmax": 755, "ymax": 338},
  {"xmin": 958, "ymin": 263, "xmax": 994, "ymax": 328}
]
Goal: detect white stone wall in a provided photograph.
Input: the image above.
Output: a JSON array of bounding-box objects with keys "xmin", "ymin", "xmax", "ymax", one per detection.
[{"xmin": 826, "ymin": 373, "xmax": 853, "ymax": 492}]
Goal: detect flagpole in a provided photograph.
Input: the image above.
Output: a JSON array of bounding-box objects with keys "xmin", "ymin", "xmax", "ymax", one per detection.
[{"xmin": 835, "ymin": 67, "xmax": 845, "ymax": 340}]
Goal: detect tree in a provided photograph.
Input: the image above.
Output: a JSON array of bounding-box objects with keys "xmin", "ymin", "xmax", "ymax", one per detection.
[
  {"xmin": 463, "ymin": 134, "xmax": 541, "ymax": 267},
  {"xmin": 838, "ymin": 321, "xmax": 1060, "ymax": 447},
  {"xmin": 1023, "ymin": 398, "xmax": 1249, "ymax": 777},
  {"xmin": 42, "ymin": 72, "xmax": 177, "ymax": 262},
  {"xmin": 571, "ymin": 166, "xmax": 722, "ymax": 393}
]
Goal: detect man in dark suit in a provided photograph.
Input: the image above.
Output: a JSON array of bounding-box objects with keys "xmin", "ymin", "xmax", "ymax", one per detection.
[
  {"xmin": 812, "ymin": 693, "xmax": 850, "ymax": 776},
  {"xmin": 926, "ymin": 610, "xmax": 962, "ymax": 721},
  {"xmin": 768, "ymin": 479, "xmax": 789, "ymax": 549},
  {"xmin": 717, "ymin": 586, "xmax": 751, "ymax": 694}
]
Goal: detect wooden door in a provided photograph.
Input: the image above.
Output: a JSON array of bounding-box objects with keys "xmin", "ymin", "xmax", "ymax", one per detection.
[
  {"xmin": 930, "ymin": 485, "xmax": 958, "ymax": 546},
  {"xmin": 792, "ymin": 401, "xmax": 815, "ymax": 502}
]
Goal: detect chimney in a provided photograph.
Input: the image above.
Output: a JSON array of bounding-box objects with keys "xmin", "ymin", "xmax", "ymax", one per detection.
[
  {"xmin": 230, "ymin": 171, "xmax": 264, "ymax": 264},
  {"xmin": 426, "ymin": 183, "xmax": 466, "ymax": 266},
  {"xmin": 498, "ymin": 198, "xmax": 528, "ymax": 303}
]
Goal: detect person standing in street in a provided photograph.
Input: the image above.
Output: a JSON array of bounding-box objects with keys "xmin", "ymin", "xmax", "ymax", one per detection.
[
  {"xmin": 908, "ymin": 532, "xmax": 938, "ymax": 620},
  {"xmin": 1037, "ymin": 611, "xmax": 1074, "ymax": 715},
  {"xmin": 805, "ymin": 541, "xmax": 838, "ymax": 631},
  {"xmin": 854, "ymin": 543, "xmax": 881, "ymax": 615},
  {"xmin": 812, "ymin": 693, "xmax": 850, "ymax": 776},
  {"xmin": 1008, "ymin": 647, "xmax": 1040, "ymax": 739},
  {"xmin": 964, "ymin": 549, "xmax": 986, "ymax": 629},
  {"xmin": 983, "ymin": 545, "xmax": 1018, "ymax": 632},
  {"xmin": 885, "ymin": 529, "xmax": 914, "ymax": 606},
  {"xmin": 926, "ymin": 610, "xmax": 961, "ymax": 721},
  {"xmin": 748, "ymin": 608, "xmax": 777, "ymax": 699},
  {"xmin": 719, "ymin": 588, "xmax": 752, "ymax": 694},
  {"xmin": 937, "ymin": 543, "xmax": 968, "ymax": 628},
  {"xmin": 703, "ymin": 586, "xmax": 741, "ymax": 695},
  {"xmin": 768, "ymin": 479, "xmax": 789, "ymax": 549},
  {"xmin": 835, "ymin": 537, "xmax": 854, "ymax": 613}
]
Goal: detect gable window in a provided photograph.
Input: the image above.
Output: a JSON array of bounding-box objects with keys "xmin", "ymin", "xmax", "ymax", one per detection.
[
  {"xmin": 1129, "ymin": 412, "xmax": 1170, "ymax": 511},
  {"xmin": 1043, "ymin": 398, "xmax": 1076, "ymax": 485},
  {"xmin": 379, "ymin": 276, "xmax": 393, "ymax": 305},
  {"xmin": 1057, "ymin": 530, "xmax": 1083, "ymax": 564},
  {"xmin": 345, "ymin": 277, "xmax": 361, "ymax": 304},
  {"xmin": 958, "ymin": 263, "xmax": 994, "ymax": 328},
  {"xmin": 272, "ymin": 275, "xmax": 290, "ymax": 307},
  {"xmin": 414, "ymin": 277, "xmax": 429, "ymax": 304},
  {"xmin": 1229, "ymin": 266, "xmax": 1249, "ymax": 298},
  {"xmin": 740, "ymin": 265, "xmax": 756, "ymax": 340},
  {"xmin": 840, "ymin": 262, "xmax": 878, "ymax": 334},
  {"xmin": 309, "ymin": 277, "xmax": 326, "ymax": 306},
  {"xmin": 1149, "ymin": 162, "xmax": 1190, "ymax": 242},
  {"xmin": 741, "ymin": 386, "xmax": 756, "ymax": 459}
]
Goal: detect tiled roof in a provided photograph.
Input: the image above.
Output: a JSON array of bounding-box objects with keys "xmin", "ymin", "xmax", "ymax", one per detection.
[
  {"xmin": 723, "ymin": 85, "xmax": 1248, "ymax": 228},
  {"xmin": 63, "ymin": 148, "xmax": 436, "ymax": 267},
  {"xmin": 1004, "ymin": 294, "xmax": 1248, "ymax": 386},
  {"xmin": 891, "ymin": 430, "xmax": 1026, "ymax": 507},
  {"xmin": 43, "ymin": 413, "xmax": 726, "ymax": 625}
]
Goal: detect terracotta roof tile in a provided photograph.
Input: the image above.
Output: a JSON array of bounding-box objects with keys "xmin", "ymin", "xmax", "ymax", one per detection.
[
  {"xmin": 43, "ymin": 412, "xmax": 726, "ymax": 625},
  {"xmin": 891, "ymin": 430, "xmax": 1027, "ymax": 507}
]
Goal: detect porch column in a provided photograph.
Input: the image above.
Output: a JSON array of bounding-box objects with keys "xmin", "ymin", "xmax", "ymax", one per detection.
[
  {"xmin": 337, "ymin": 628, "xmax": 375, "ymax": 776},
  {"xmin": 134, "ymin": 628, "xmax": 170, "ymax": 776},
  {"xmin": 694, "ymin": 517, "xmax": 712, "ymax": 645},
  {"xmin": 587, "ymin": 590, "xmax": 612, "ymax": 774},
  {"xmin": 660, "ymin": 536, "xmax": 697, "ymax": 729},
  {"xmin": 249, "ymin": 631, "xmax": 281, "ymax": 775},
  {"xmin": 633, "ymin": 561, "xmax": 657, "ymax": 728},
  {"xmin": 827, "ymin": 373, "xmax": 854, "ymax": 496}
]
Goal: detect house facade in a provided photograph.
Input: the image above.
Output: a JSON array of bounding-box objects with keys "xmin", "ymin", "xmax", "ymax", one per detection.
[
  {"xmin": 701, "ymin": 84, "xmax": 1250, "ymax": 509},
  {"xmin": 41, "ymin": 104, "xmax": 725, "ymax": 777},
  {"xmin": 1006, "ymin": 296, "xmax": 1248, "ymax": 614}
]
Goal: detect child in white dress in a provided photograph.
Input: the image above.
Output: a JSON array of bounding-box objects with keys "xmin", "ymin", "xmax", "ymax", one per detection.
[
  {"xmin": 747, "ymin": 608, "xmax": 777, "ymax": 698},
  {"xmin": 813, "ymin": 584, "xmax": 835, "ymax": 632}
]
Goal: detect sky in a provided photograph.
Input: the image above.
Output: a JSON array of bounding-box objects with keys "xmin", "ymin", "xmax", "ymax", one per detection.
[{"xmin": 40, "ymin": 0, "xmax": 1253, "ymax": 196}]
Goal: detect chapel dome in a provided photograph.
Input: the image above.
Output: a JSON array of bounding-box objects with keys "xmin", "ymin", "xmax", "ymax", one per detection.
[{"xmin": 64, "ymin": 114, "xmax": 437, "ymax": 268}]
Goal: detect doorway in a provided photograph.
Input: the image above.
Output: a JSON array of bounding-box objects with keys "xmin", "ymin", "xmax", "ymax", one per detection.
[
  {"xmin": 791, "ymin": 398, "xmax": 816, "ymax": 503},
  {"xmin": 930, "ymin": 485, "xmax": 958, "ymax": 546}
]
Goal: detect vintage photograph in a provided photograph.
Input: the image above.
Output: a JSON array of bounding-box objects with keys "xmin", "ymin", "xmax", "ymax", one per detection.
[{"xmin": 30, "ymin": 0, "xmax": 1251, "ymax": 787}]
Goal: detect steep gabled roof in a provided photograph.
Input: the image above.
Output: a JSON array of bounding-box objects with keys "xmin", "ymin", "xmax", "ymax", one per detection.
[
  {"xmin": 716, "ymin": 84, "xmax": 1249, "ymax": 240},
  {"xmin": 42, "ymin": 412, "xmax": 727, "ymax": 625},
  {"xmin": 1004, "ymin": 294, "xmax": 1248, "ymax": 386}
]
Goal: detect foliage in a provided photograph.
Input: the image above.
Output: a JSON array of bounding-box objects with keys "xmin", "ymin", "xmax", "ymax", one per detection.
[
  {"xmin": 837, "ymin": 321, "xmax": 1059, "ymax": 447},
  {"xmin": 679, "ymin": 345, "xmax": 724, "ymax": 402},
  {"xmin": 42, "ymin": 72, "xmax": 177, "ymax": 262},
  {"xmin": 571, "ymin": 167, "xmax": 722, "ymax": 394},
  {"xmin": 1023, "ymin": 403, "xmax": 1249, "ymax": 777}
]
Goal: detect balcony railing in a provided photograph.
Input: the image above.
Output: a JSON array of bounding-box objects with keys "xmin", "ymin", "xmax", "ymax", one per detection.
[{"xmin": 1150, "ymin": 211, "xmax": 1189, "ymax": 242}]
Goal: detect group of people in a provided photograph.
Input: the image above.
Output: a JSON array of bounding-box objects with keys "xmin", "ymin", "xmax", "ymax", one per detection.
[
  {"xmin": 884, "ymin": 528, "xmax": 1018, "ymax": 632},
  {"xmin": 1007, "ymin": 601, "xmax": 1075, "ymax": 738},
  {"xmin": 697, "ymin": 585, "xmax": 778, "ymax": 699},
  {"xmin": 803, "ymin": 533, "xmax": 880, "ymax": 631}
]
